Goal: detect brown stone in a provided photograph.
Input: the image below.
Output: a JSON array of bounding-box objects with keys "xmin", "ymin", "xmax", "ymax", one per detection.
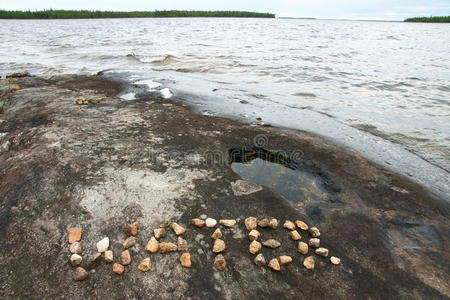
[
  {"xmin": 73, "ymin": 267, "xmax": 88, "ymax": 281},
  {"xmin": 212, "ymin": 239, "xmax": 226, "ymax": 253},
  {"xmin": 177, "ymin": 237, "xmax": 188, "ymax": 251},
  {"xmin": 279, "ymin": 255, "xmax": 293, "ymax": 265},
  {"xmin": 191, "ymin": 218, "xmax": 206, "ymax": 228},
  {"xmin": 211, "ymin": 228, "xmax": 223, "ymax": 240},
  {"xmin": 283, "ymin": 220, "xmax": 296, "ymax": 230},
  {"xmin": 67, "ymin": 228, "xmax": 82, "ymax": 244},
  {"xmin": 159, "ymin": 242, "xmax": 178, "ymax": 253},
  {"xmin": 262, "ymin": 239, "xmax": 281, "ymax": 249},
  {"xmin": 128, "ymin": 221, "xmax": 139, "ymax": 236},
  {"xmin": 309, "ymin": 238, "xmax": 320, "ymax": 248},
  {"xmin": 258, "ymin": 218, "xmax": 270, "ymax": 228},
  {"xmin": 160, "ymin": 219, "xmax": 172, "ymax": 228},
  {"xmin": 268, "ymin": 258, "xmax": 280, "ymax": 271},
  {"xmin": 145, "ymin": 237, "xmax": 160, "ymax": 253},
  {"xmin": 289, "ymin": 230, "xmax": 301, "ymax": 241},
  {"xmin": 120, "ymin": 250, "xmax": 131, "ymax": 265},
  {"xmin": 268, "ymin": 218, "xmax": 278, "ymax": 229},
  {"xmin": 123, "ymin": 236, "xmax": 137, "ymax": 249},
  {"xmin": 69, "ymin": 242, "xmax": 82, "ymax": 254},
  {"xmin": 104, "ymin": 250, "xmax": 113, "ymax": 263},
  {"xmin": 154, "ymin": 228, "xmax": 166, "ymax": 240},
  {"xmin": 245, "ymin": 217, "xmax": 257, "ymax": 231},
  {"xmin": 295, "ymin": 220, "xmax": 309, "ymax": 231},
  {"xmin": 112, "ymin": 263, "xmax": 125, "ymax": 275},
  {"xmin": 213, "ymin": 254, "xmax": 226, "ymax": 270},
  {"xmin": 298, "ymin": 242, "xmax": 309, "ymax": 255},
  {"xmin": 248, "ymin": 229, "xmax": 260, "ymax": 241},
  {"xmin": 330, "ymin": 256, "xmax": 341, "ymax": 265},
  {"xmin": 180, "ymin": 252, "xmax": 192, "ymax": 268},
  {"xmin": 219, "ymin": 219, "xmax": 236, "ymax": 227},
  {"xmin": 303, "ymin": 256, "xmax": 315, "ymax": 270},
  {"xmin": 315, "ymin": 247, "xmax": 329, "ymax": 257},
  {"xmin": 171, "ymin": 222, "xmax": 186, "ymax": 235},
  {"xmin": 138, "ymin": 257, "xmax": 152, "ymax": 272},
  {"xmin": 249, "ymin": 240, "xmax": 262, "ymax": 254},
  {"xmin": 309, "ymin": 227, "xmax": 320, "ymax": 238}
]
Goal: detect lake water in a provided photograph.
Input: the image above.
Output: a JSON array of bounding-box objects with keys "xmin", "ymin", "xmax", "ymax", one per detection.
[{"xmin": 0, "ymin": 18, "xmax": 449, "ymax": 198}]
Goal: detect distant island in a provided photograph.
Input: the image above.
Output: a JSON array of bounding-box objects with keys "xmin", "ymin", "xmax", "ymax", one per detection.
[
  {"xmin": 404, "ymin": 16, "xmax": 450, "ymax": 23},
  {"xmin": 0, "ymin": 10, "xmax": 275, "ymax": 19}
]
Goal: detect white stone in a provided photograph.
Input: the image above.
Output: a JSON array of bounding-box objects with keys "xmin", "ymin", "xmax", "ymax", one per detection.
[
  {"xmin": 96, "ymin": 237, "xmax": 109, "ymax": 253},
  {"xmin": 205, "ymin": 218, "xmax": 217, "ymax": 227}
]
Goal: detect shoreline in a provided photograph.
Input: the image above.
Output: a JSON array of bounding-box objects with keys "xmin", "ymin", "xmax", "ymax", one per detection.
[{"xmin": 0, "ymin": 74, "xmax": 449, "ymax": 298}]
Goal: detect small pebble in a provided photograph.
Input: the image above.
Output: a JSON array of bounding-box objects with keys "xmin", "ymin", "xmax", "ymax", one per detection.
[
  {"xmin": 248, "ymin": 229, "xmax": 260, "ymax": 241},
  {"xmin": 138, "ymin": 257, "xmax": 152, "ymax": 272},
  {"xmin": 268, "ymin": 258, "xmax": 280, "ymax": 271},
  {"xmin": 69, "ymin": 242, "xmax": 82, "ymax": 254},
  {"xmin": 73, "ymin": 267, "xmax": 88, "ymax": 281},
  {"xmin": 244, "ymin": 217, "xmax": 257, "ymax": 231},
  {"xmin": 70, "ymin": 254, "xmax": 82, "ymax": 266},
  {"xmin": 128, "ymin": 221, "xmax": 139, "ymax": 236},
  {"xmin": 315, "ymin": 247, "xmax": 329, "ymax": 257},
  {"xmin": 205, "ymin": 218, "xmax": 217, "ymax": 228},
  {"xmin": 303, "ymin": 256, "xmax": 315, "ymax": 270},
  {"xmin": 283, "ymin": 220, "xmax": 296, "ymax": 230},
  {"xmin": 289, "ymin": 230, "xmax": 301, "ymax": 241},
  {"xmin": 254, "ymin": 253, "xmax": 266, "ymax": 266},
  {"xmin": 145, "ymin": 237, "xmax": 159, "ymax": 253},
  {"xmin": 257, "ymin": 218, "xmax": 270, "ymax": 228},
  {"xmin": 87, "ymin": 253, "xmax": 102, "ymax": 269},
  {"xmin": 295, "ymin": 220, "xmax": 309, "ymax": 231},
  {"xmin": 330, "ymin": 256, "xmax": 341, "ymax": 265},
  {"xmin": 212, "ymin": 239, "xmax": 226, "ymax": 253},
  {"xmin": 279, "ymin": 255, "xmax": 293, "ymax": 265},
  {"xmin": 121, "ymin": 250, "xmax": 131, "ymax": 265},
  {"xmin": 211, "ymin": 228, "xmax": 223, "ymax": 240},
  {"xmin": 159, "ymin": 242, "xmax": 178, "ymax": 253},
  {"xmin": 309, "ymin": 238, "xmax": 320, "ymax": 248},
  {"xmin": 268, "ymin": 218, "xmax": 278, "ymax": 229},
  {"xmin": 112, "ymin": 263, "xmax": 125, "ymax": 275},
  {"xmin": 154, "ymin": 228, "xmax": 166, "ymax": 240},
  {"xmin": 177, "ymin": 237, "xmax": 188, "ymax": 251},
  {"xmin": 123, "ymin": 236, "xmax": 137, "ymax": 249},
  {"xmin": 249, "ymin": 240, "xmax": 262, "ymax": 254},
  {"xmin": 213, "ymin": 254, "xmax": 226, "ymax": 270},
  {"xmin": 262, "ymin": 239, "xmax": 281, "ymax": 249},
  {"xmin": 191, "ymin": 218, "xmax": 206, "ymax": 228},
  {"xmin": 180, "ymin": 252, "xmax": 192, "ymax": 268},
  {"xmin": 104, "ymin": 250, "xmax": 113, "ymax": 263},
  {"xmin": 309, "ymin": 227, "xmax": 320, "ymax": 237},
  {"xmin": 96, "ymin": 237, "xmax": 109, "ymax": 253},
  {"xmin": 67, "ymin": 228, "xmax": 82, "ymax": 244},
  {"xmin": 219, "ymin": 219, "xmax": 236, "ymax": 227},
  {"xmin": 171, "ymin": 223, "xmax": 186, "ymax": 235},
  {"xmin": 160, "ymin": 219, "xmax": 172, "ymax": 228},
  {"xmin": 298, "ymin": 242, "xmax": 309, "ymax": 255}
]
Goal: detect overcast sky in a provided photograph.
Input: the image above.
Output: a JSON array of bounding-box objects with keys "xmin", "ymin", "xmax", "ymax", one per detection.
[{"xmin": 1, "ymin": 0, "xmax": 449, "ymax": 20}]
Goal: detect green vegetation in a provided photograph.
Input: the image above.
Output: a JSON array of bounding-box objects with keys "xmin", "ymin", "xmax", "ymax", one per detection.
[
  {"xmin": 404, "ymin": 16, "xmax": 450, "ymax": 23},
  {"xmin": 0, "ymin": 10, "xmax": 275, "ymax": 19}
]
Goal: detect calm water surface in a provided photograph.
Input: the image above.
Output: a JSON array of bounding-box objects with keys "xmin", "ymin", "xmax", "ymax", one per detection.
[{"xmin": 0, "ymin": 18, "xmax": 449, "ymax": 197}]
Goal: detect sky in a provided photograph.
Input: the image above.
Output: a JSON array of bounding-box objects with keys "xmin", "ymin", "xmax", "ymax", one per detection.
[{"xmin": 1, "ymin": 0, "xmax": 449, "ymax": 20}]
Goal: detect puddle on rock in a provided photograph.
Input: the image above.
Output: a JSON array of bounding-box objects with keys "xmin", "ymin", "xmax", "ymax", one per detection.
[{"xmin": 229, "ymin": 147, "xmax": 332, "ymax": 204}]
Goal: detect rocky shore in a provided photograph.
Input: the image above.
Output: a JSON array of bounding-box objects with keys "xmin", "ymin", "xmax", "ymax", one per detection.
[{"xmin": 0, "ymin": 74, "xmax": 449, "ymax": 299}]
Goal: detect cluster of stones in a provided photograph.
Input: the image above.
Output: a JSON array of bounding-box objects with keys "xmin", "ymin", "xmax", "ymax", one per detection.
[
  {"xmin": 245, "ymin": 217, "xmax": 341, "ymax": 272},
  {"xmin": 74, "ymin": 97, "xmax": 106, "ymax": 105},
  {"xmin": 191, "ymin": 216, "xmax": 237, "ymax": 271}
]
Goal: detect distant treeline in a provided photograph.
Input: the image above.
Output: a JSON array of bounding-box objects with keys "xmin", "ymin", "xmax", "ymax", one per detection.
[
  {"xmin": 404, "ymin": 16, "xmax": 450, "ymax": 23},
  {"xmin": 0, "ymin": 10, "xmax": 275, "ymax": 19}
]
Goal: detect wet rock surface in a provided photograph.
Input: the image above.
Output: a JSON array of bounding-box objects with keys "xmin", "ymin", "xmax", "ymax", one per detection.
[{"xmin": 0, "ymin": 75, "xmax": 449, "ymax": 299}]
